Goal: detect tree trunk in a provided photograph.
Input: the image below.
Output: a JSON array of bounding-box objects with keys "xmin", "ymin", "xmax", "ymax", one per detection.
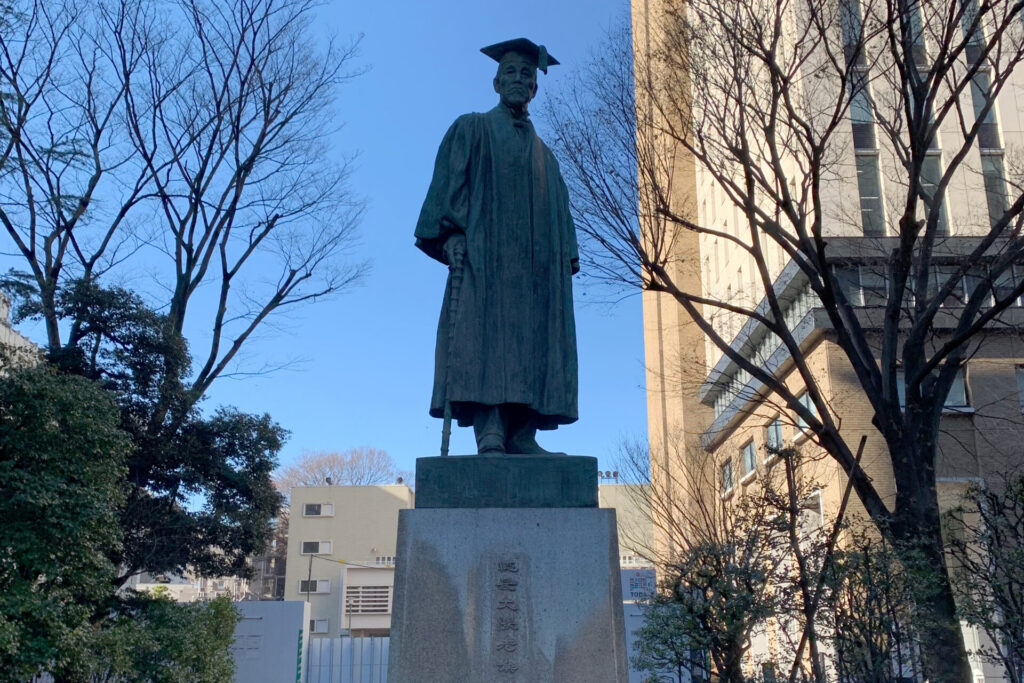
[
  {"xmin": 725, "ymin": 641, "xmax": 746, "ymax": 683},
  {"xmin": 901, "ymin": 521, "xmax": 973, "ymax": 683},
  {"xmin": 890, "ymin": 427, "xmax": 972, "ymax": 683}
]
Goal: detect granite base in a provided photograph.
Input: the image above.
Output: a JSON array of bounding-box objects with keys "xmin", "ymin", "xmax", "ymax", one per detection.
[{"xmin": 386, "ymin": 507, "xmax": 629, "ymax": 683}]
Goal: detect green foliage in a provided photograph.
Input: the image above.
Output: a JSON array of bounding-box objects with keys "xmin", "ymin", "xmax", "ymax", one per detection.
[
  {"xmin": 66, "ymin": 593, "xmax": 240, "ymax": 683},
  {"xmin": 0, "ymin": 269, "xmax": 42, "ymax": 324},
  {"xmin": 0, "ymin": 281, "xmax": 281, "ymax": 678},
  {"xmin": 121, "ymin": 406, "xmax": 286, "ymax": 579},
  {"xmin": 631, "ymin": 596, "xmax": 694, "ymax": 683},
  {"xmin": 51, "ymin": 279, "xmax": 191, "ymax": 416},
  {"xmin": 24, "ymin": 278, "xmax": 284, "ymax": 581},
  {"xmin": 0, "ymin": 366, "xmax": 129, "ymax": 681}
]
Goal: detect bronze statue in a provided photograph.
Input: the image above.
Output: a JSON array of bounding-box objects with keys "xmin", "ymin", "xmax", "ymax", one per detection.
[{"xmin": 415, "ymin": 38, "xmax": 579, "ymax": 456}]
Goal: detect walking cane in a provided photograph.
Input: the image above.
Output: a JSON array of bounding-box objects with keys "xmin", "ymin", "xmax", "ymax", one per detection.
[{"xmin": 440, "ymin": 243, "xmax": 465, "ymax": 457}]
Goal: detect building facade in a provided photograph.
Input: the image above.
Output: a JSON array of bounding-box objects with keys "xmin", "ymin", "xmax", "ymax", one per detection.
[
  {"xmin": 283, "ymin": 484, "xmax": 415, "ymax": 638},
  {"xmin": 631, "ymin": 0, "xmax": 1024, "ymax": 680}
]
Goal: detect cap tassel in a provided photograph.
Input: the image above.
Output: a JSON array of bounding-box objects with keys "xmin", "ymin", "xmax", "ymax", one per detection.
[{"xmin": 538, "ymin": 45, "xmax": 549, "ymax": 74}]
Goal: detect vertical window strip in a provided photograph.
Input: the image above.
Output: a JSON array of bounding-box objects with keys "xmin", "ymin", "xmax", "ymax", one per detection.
[
  {"xmin": 981, "ymin": 154, "xmax": 1007, "ymax": 229},
  {"xmin": 721, "ymin": 460, "xmax": 734, "ymax": 493},
  {"xmin": 970, "ymin": 73, "xmax": 1001, "ymax": 149},
  {"xmin": 742, "ymin": 441, "xmax": 757, "ymax": 475},
  {"xmin": 856, "ymin": 154, "xmax": 885, "ymax": 235},
  {"xmin": 906, "ymin": 1, "xmax": 929, "ymax": 67},
  {"xmin": 920, "ymin": 154, "xmax": 949, "ymax": 234},
  {"xmin": 766, "ymin": 417, "xmax": 783, "ymax": 450},
  {"xmin": 840, "ymin": 0, "xmax": 866, "ymax": 67}
]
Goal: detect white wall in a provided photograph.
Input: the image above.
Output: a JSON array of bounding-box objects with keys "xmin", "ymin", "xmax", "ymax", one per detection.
[{"xmin": 232, "ymin": 601, "xmax": 310, "ymax": 683}]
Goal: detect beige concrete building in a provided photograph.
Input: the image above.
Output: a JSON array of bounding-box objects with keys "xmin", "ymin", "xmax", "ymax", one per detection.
[
  {"xmin": 632, "ymin": 0, "xmax": 1024, "ymax": 680},
  {"xmin": 0, "ymin": 293, "xmax": 38, "ymax": 365},
  {"xmin": 283, "ymin": 484, "xmax": 414, "ymax": 638},
  {"xmin": 599, "ymin": 481, "xmax": 656, "ymax": 569},
  {"xmin": 633, "ymin": 0, "xmax": 1024, "ymax": 522}
]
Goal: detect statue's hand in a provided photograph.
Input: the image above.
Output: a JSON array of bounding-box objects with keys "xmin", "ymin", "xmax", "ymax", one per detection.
[{"xmin": 444, "ymin": 233, "xmax": 466, "ymax": 265}]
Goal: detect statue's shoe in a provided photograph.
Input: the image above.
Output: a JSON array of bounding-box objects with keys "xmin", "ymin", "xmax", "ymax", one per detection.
[
  {"xmin": 506, "ymin": 433, "xmax": 566, "ymax": 456},
  {"xmin": 476, "ymin": 431, "xmax": 506, "ymax": 455}
]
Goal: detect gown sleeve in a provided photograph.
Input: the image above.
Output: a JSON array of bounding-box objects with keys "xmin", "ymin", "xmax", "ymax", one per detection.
[{"xmin": 414, "ymin": 116, "xmax": 475, "ymax": 265}]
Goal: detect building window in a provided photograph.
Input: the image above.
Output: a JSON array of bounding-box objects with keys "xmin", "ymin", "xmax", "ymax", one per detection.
[
  {"xmin": 721, "ymin": 460, "xmax": 734, "ymax": 494},
  {"xmin": 928, "ymin": 266, "xmax": 965, "ymax": 307},
  {"xmin": 303, "ymin": 503, "xmax": 334, "ymax": 517},
  {"xmin": 840, "ymin": 0, "xmax": 866, "ymax": 67},
  {"xmin": 766, "ymin": 417, "xmax": 784, "ymax": 450},
  {"xmin": 310, "ymin": 619, "xmax": 330, "ymax": 634},
  {"xmin": 298, "ymin": 579, "xmax": 331, "ymax": 594},
  {"xmin": 961, "ymin": 0, "xmax": 984, "ymax": 63},
  {"xmin": 991, "ymin": 266, "xmax": 1021, "ymax": 307},
  {"xmin": 971, "ymin": 74, "xmax": 1001, "ymax": 150},
  {"xmin": 375, "ymin": 556, "xmax": 396, "ymax": 567},
  {"xmin": 896, "ymin": 367, "xmax": 969, "ymax": 409},
  {"xmin": 300, "ymin": 540, "xmax": 332, "ymax": 555},
  {"xmin": 855, "ymin": 154, "xmax": 885, "ymax": 235},
  {"xmin": 850, "ymin": 88, "xmax": 877, "ymax": 149},
  {"xmin": 860, "ymin": 266, "xmax": 888, "ymax": 306},
  {"xmin": 981, "ymin": 154, "xmax": 1007, "ymax": 229},
  {"xmin": 344, "ymin": 585, "xmax": 392, "ymax": 615},
  {"xmin": 741, "ymin": 441, "xmax": 757, "ymax": 476},
  {"xmin": 620, "ymin": 553, "xmax": 650, "ymax": 568},
  {"xmin": 795, "ymin": 391, "xmax": 820, "ymax": 431},
  {"xmin": 906, "ymin": 2, "xmax": 929, "ymax": 66},
  {"xmin": 920, "ymin": 153, "xmax": 949, "ymax": 234}
]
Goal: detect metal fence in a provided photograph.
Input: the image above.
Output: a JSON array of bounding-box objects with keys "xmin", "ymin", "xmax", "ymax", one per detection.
[{"xmin": 306, "ymin": 635, "xmax": 389, "ymax": 683}]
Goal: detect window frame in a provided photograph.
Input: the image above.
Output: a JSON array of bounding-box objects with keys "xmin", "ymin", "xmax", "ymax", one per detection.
[
  {"xmin": 895, "ymin": 366, "xmax": 970, "ymax": 411},
  {"xmin": 854, "ymin": 152, "xmax": 885, "ymax": 235},
  {"xmin": 721, "ymin": 460, "xmax": 734, "ymax": 496},
  {"xmin": 302, "ymin": 503, "xmax": 334, "ymax": 517},
  {"xmin": 741, "ymin": 440, "xmax": 757, "ymax": 479},
  {"xmin": 920, "ymin": 152, "xmax": 950, "ymax": 235},
  {"xmin": 300, "ymin": 540, "xmax": 333, "ymax": 555},
  {"xmin": 795, "ymin": 391, "xmax": 820, "ymax": 432},
  {"xmin": 765, "ymin": 416, "xmax": 784, "ymax": 452},
  {"xmin": 298, "ymin": 579, "xmax": 331, "ymax": 594}
]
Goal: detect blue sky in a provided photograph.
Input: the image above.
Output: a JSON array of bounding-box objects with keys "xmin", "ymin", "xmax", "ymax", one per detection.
[{"xmin": 9, "ymin": 0, "xmax": 647, "ymax": 475}]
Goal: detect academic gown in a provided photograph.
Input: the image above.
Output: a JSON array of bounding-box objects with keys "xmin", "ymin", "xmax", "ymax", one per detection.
[{"xmin": 415, "ymin": 105, "xmax": 579, "ymax": 429}]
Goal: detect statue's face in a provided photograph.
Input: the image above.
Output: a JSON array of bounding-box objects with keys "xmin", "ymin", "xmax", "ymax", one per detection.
[{"xmin": 493, "ymin": 52, "xmax": 537, "ymax": 109}]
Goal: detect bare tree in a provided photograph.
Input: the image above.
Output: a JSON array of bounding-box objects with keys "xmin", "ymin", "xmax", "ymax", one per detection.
[
  {"xmin": 0, "ymin": 0, "xmax": 367, "ymax": 585},
  {"xmin": 824, "ymin": 528, "xmax": 929, "ymax": 683},
  {"xmin": 0, "ymin": 0, "xmax": 367, "ymax": 399},
  {"xmin": 545, "ymin": 1, "xmax": 1024, "ymax": 678},
  {"xmin": 274, "ymin": 447, "xmax": 409, "ymax": 494},
  {"xmin": 619, "ymin": 435, "xmax": 924, "ymax": 683},
  {"xmin": 624, "ymin": 440, "xmax": 787, "ymax": 683},
  {"xmin": 947, "ymin": 473, "xmax": 1024, "ymax": 683},
  {"xmin": 619, "ymin": 437, "xmax": 845, "ymax": 683}
]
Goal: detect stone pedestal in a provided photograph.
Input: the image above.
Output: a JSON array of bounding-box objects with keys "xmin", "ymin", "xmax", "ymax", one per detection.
[{"xmin": 387, "ymin": 456, "xmax": 629, "ymax": 683}]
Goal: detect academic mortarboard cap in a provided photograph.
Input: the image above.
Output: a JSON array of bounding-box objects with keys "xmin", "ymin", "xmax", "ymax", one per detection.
[{"xmin": 480, "ymin": 38, "xmax": 559, "ymax": 74}]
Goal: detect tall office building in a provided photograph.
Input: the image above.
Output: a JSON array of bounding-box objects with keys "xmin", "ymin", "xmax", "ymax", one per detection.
[{"xmin": 632, "ymin": 1, "xmax": 1024, "ymax": 680}]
